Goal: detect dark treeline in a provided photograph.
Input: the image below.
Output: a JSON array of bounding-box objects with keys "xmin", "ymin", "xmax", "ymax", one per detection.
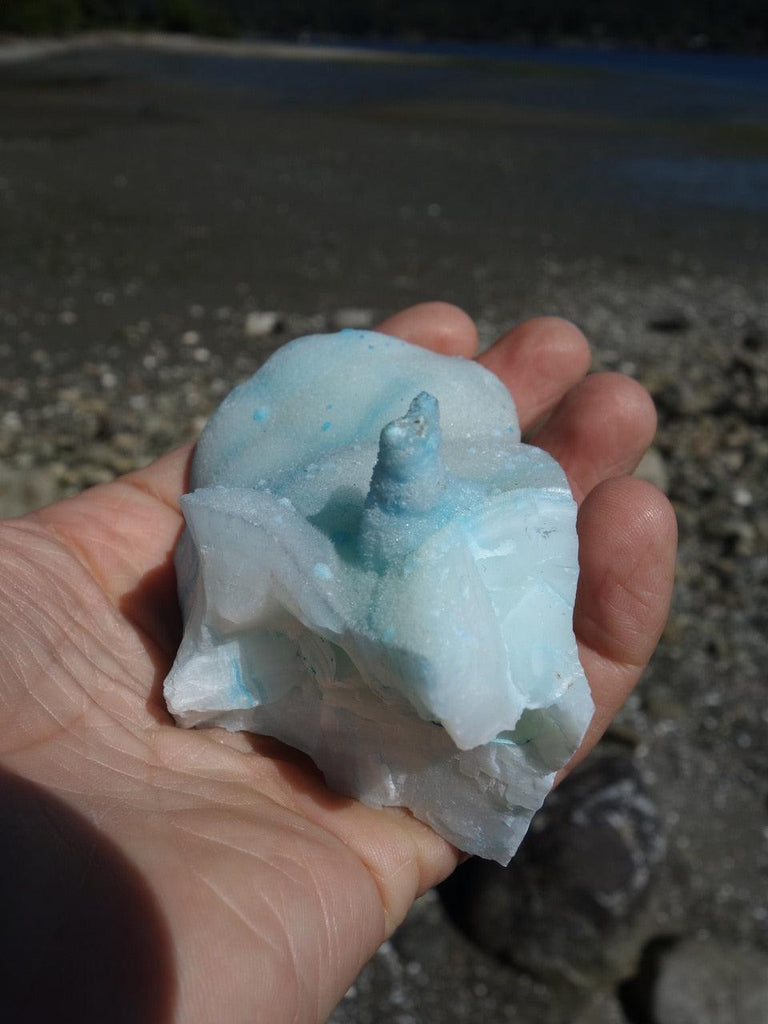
[{"xmin": 1, "ymin": 0, "xmax": 766, "ymax": 51}]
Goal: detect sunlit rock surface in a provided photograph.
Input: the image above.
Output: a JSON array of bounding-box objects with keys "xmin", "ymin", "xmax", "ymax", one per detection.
[{"xmin": 164, "ymin": 330, "xmax": 593, "ymax": 863}]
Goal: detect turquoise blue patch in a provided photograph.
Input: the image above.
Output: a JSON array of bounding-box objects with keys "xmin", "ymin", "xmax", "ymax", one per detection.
[{"xmin": 230, "ymin": 655, "xmax": 259, "ymax": 708}]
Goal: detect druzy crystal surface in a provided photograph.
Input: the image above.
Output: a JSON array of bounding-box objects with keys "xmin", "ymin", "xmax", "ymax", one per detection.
[{"xmin": 164, "ymin": 330, "xmax": 593, "ymax": 863}]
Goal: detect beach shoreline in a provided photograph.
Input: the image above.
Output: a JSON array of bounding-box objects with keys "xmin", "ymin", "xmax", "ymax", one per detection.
[{"xmin": 0, "ymin": 29, "xmax": 450, "ymax": 66}]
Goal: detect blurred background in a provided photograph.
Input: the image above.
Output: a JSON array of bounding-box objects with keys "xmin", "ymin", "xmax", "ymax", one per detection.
[{"xmin": 0, "ymin": 3, "xmax": 767, "ymax": 1021}]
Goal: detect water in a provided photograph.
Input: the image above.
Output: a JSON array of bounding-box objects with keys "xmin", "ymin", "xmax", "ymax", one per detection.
[
  {"xmin": 137, "ymin": 39, "xmax": 768, "ymax": 115},
  {"xmin": 107, "ymin": 38, "xmax": 768, "ymax": 213},
  {"xmin": 617, "ymin": 156, "xmax": 768, "ymax": 212}
]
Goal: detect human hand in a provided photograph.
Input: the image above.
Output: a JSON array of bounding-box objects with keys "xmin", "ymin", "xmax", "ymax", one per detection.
[{"xmin": 0, "ymin": 304, "xmax": 676, "ymax": 1023}]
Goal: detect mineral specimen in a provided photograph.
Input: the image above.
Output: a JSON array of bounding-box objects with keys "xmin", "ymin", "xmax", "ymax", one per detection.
[{"xmin": 164, "ymin": 330, "xmax": 593, "ymax": 863}]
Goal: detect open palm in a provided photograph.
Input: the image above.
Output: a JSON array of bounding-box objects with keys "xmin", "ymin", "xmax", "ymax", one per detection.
[{"xmin": 0, "ymin": 305, "xmax": 676, "ymax": 1024}]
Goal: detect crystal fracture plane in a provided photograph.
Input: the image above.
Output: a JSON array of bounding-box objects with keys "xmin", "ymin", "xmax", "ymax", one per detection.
[{"xmin": 164, "ymin": 330, "xmax": 593, "ymax": 863}]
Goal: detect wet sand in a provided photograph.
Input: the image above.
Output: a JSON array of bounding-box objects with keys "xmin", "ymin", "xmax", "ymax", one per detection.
[{"xmin": 0, "ymin": 32, "xmax": 766, "ymax": 378}]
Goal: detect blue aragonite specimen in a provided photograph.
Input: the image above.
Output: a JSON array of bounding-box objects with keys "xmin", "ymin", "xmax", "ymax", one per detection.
[{"xmin": 164, "ymin": 329, "xmax": 593, "ymax": 863}]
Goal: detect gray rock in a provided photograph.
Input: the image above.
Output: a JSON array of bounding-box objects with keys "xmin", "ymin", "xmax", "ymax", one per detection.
[
  {"xmin": 244, "ymin": 310, "xmax": 282, "ymax": 338},
  {"xmin": 439, "ymin": 754, "xmax": 666, "ymax": 990},
  {"xmin": 0, "ymin": 465, "xmax": 60, "ymax": 518},
  {"xmin": 634, "ymin": 446, "xmax": 670, "ymax": 493},
  {"xmin": 741, "ymin": 326, "xmax": 768, "ymax": 353},
  {"xmin": 332, "ymin": 307, "xmax": 375, "ymax": 330},
  {"xmin": 332, "ymin": 888, "xmax": 580, "ymax": 1024},
  {"xmin": 646, "ymin": 308, "xmax": 691, "ymax": 333},
  {"xmin": 573, "ymin": 991, "xmax": 628, "ymax": 1024},
  {"xmin": 329, "ymin": 940, "xmax": 419, "ymax": 1024},
  {"xmin": 653, "ymin": 939, "xmax": 768, "ymax": 1024}
]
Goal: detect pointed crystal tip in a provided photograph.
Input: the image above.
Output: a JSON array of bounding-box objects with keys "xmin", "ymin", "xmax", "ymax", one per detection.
[{"xmin": 366, "ymin": 392, "xmax": 445, "ymax": 514}]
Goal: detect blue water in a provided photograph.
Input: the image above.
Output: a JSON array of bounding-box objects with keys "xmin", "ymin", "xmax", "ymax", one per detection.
[
  {"xmin": 617, "ymin": 156, "xmax": 768, "ymax": 212},
  {"xmin": 330, "ymin": 42, "xmax": 768, "ymax": 213},
  {"xmin": 106, "ymin": 38, "xmax": 768, "ymax": 213},
  {"xmin": 145, "ymin": 38, "xmax": 768, "ymax": 124},
  {"xmin": 347, "ymin": 38, "xmax": 768, "ymax": 82}
]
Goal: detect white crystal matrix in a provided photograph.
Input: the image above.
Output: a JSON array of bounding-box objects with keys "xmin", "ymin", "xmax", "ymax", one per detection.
[{"xmin": 164, "ymin": 330, "xmax": 593, "ymax": 863}]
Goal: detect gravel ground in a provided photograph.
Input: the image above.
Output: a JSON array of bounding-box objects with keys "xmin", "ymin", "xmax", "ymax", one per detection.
[{"xmin": 1, "ymin": 34, "xmax": 767, "ymax": 1023}]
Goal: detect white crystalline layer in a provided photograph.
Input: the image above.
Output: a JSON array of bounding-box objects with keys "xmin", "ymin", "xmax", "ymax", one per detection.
[{"xmin": 164, "ymin": 330, "xmax": 594, "ymax": 864}]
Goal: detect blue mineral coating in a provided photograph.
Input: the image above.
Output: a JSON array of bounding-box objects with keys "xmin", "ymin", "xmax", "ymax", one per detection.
[
  {"xmin": 164, "ymin": 330, "xmax": 594, "ymax": 863},
  {"xmin": 366, "ymin": 392, "xmax": 444, "ymax": 513}
]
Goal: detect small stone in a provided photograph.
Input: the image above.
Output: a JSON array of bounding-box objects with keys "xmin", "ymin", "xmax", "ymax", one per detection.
[
  {"xmin": 677, "ymin": 383, "xmax": 719, "ymax": 416},
  {"xmin": 2, "ymin": 410, "xmax": 22, "ymax": 432},
  {"xmin": 652, "ymin": 939, "xmax": 768, "ymax": 1024},
  {"xmin": 181, "ymin": 330, "xmax": 201, "ymax": 346},
  {"xmin": 647, "ymin": 308, "xmax": 691, "ymax": 333},
  {"xmin": 57, "ymin": 386, "xmax": 81, "ymax": 404},
  {"xmin": 721, "ymin": 451, "xmax": 744, "ymax": 473},
  {"xmin": 78, "ymin": 465, "xmax": 115, "ymax": 486},
  {"xmin": 573, "ymin": 992, "xmax": 626, "ymax": 1024},
  {"xmin": 644, "ymin": 691, "xmax": 686, "ymax": 721},
  {"xmin": 333, "ymin": 307, "xmax": 375, "ymax": 330},
  {"xmin": 742, "ymin": 327, "xmax": 767, "ymax": 352},
  {"xmin": 110, "ymin": 454, "xmax": 141, "ymax": 475},
  {"xmin": 58, "ymin": 310, "xmax": 78, "ymax": 326},
  {"xmin": 0, "ymin": 464, "xmax": 60, "ymax": 517},
  {"xmin": 112, "ymin": 432, "xmax": 139, "ymax": 453},
  {"xmin": 439, "ymin": 754, "xmax": 665, "ymax": 988},
  {"xmin": 635, "ymin": 447, "xmax": 669, "ymax": 493},
  {"xmin": 244, "ymin": 311, "xmax": 282, "ymax": 338}
]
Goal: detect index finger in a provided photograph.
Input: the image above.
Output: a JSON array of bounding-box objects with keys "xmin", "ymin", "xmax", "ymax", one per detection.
[{"xmin": 478, "ymin": 317, "xmax": 592, "ymax": 431}]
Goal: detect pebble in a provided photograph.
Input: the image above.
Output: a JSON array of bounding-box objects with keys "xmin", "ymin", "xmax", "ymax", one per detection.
[
  {"xmin": 439, "ymin": 754, "xmax": 665, "ymax": 989},
  {"xmin": 0, "ymin": 465, "xmax": 59, "ymax": 517},
  {"xmin": 244, "ymin": 310, "xmax": 282, "ymax": 337},
  {"xmin": 634, "ymin": 446, "xmax": 669, "ymax": 493},
  {"xmin": 332, "ymin": 307, "xmax": 375, "ymax": 330},
  {"xmin": 646, "ymin": 308, "xmax": 691, "ymax": 332},
  {"xmin": 653, "ymin": 940, "xmax": 768, "ymax": 1024},
  {"xmin": 573, "ymin": 992, "xmax": 627, "ymax": 1023}
]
